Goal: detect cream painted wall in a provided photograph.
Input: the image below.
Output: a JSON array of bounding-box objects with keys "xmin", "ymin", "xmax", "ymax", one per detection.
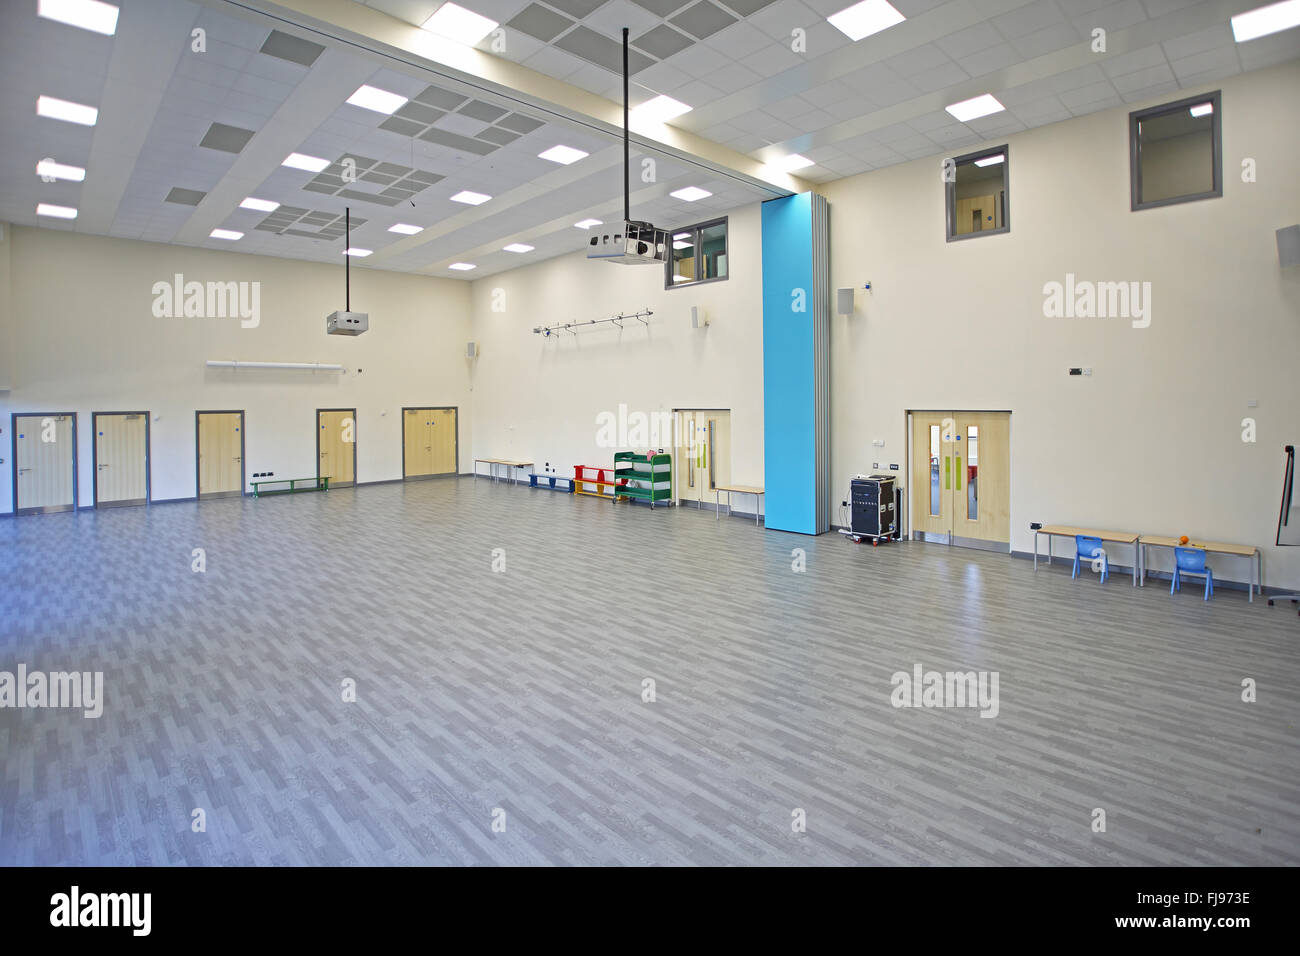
[
  {"xmin": 0, "ymin": 227, "xmax": 472, "ymax": 511},
  {"xmin": 823, "ymin": 61, "xmax": 1300, "ymax": 585},
  {"xmin": 467, "ymin": 201, "xmax": 765, "ymax": 499}
]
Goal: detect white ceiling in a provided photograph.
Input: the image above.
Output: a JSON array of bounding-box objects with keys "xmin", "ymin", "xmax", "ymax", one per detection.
[
  {"xmin": 2, "ymin": 0, "xmax": 1297, "ymax": 278},
  {"xmin": 436, "ymin": 0, "xmax": 1299, "ymax": 181},
  {"xmin": 0, "ymin": 0, "xmax": 768, "ymax": 279}
]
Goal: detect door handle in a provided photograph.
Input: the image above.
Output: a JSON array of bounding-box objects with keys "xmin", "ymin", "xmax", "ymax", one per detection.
[
  {"xmin": 233, "ymin": 457, "xmax": 241, "ymax": 462},
  {"xmin": 955, "ymin": 456, "xmax": 962, "ymax": 491}
]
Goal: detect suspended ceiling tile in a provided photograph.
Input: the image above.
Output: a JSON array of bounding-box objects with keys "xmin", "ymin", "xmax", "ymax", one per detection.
[
  {"xmin": 506, "ymin": 4, "xmax": 576, "ymax": 43},
  {"xmin": 259, "ymin": 29, "xmax": 326, "ymax": 67},
  {"xmin": 669, "ymin": 1, "xmax": 738, "ymax": 41},
  {"xmin": 198, "ymin": 122, "xmax": 257, "ymax": 153}
]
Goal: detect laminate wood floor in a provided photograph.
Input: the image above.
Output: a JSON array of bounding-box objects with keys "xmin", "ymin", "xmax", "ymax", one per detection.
[{"xmin": 1, "ymin": 478, "xmax": 1297, "ymax": 866}]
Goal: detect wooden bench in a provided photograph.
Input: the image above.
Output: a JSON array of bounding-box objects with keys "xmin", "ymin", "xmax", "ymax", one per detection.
[
  {"xmin": 1033, "ymin": 524, "xmax": 1140, "ymax": 586},
  {"xmin": 716, "ymin": 484, "xmax": 765, "ymax": 526},
  {"xmin": 473, "ymin": 458, "xmax": 534, "ymax": 484},
  {"xmin": 251, "ymin": 476, "xmax": 329, "ymax": 497}
]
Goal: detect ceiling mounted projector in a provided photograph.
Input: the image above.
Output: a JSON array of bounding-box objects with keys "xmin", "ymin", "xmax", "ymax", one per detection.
[
  {"xmin": 588, "ymin": 220, "xmax": 669, "ymax": 264},
  {"xmin": 587, "ymin": 28, "xmax": 668, "ymax": 267},
  {"xmin": 326, "ymin": 310, "xmax": 367, "ymax": 335},
  {"xmin": 327, "ymin": 207, "xmax": 369, "ymax": 335}
]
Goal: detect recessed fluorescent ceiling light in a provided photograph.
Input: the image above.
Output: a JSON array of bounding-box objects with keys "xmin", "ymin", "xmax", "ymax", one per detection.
[
  {"xmin": 421, "ymin": 3, "xmax": 499, "ymax": 45},
  {"xmin": 827, "ymin": 0, "xmax": 905, "ymax": 42},
  {"xmin": 450, "ymin": 190, "xmax": 491, "ymax": 205},
  {"xmin": 673, "ymin": 232, "xmax": 691, "ymax": 240},
  {"xmin": 283, "ymin": 152, "xmax": 329, "ymax": 172},
  {"xmin": 503, "ymin": 243, "xmax": 534, "ymax": 253},
  {"xmin": 630, "ymin": 95, "xmax": 692, "ymax": 125},
  {"xmin": 343, "ymin": 247, "xmax": 372, "ymax": 257},
  {"xmin": 35, "ymin": 159, "xmax": 86, "ymax": 182},
  {"xmin": 777, "ymin": 154, "xmax": 815, "ymax": 171},
  {"xmin": 209, "ymin": 229, "xmax": 243, "ymax": 240},
  {"xmin": 38, "ymin": 0, "xmax": 119, "ymax": 35},
  {"xmin": 1231, "ymin": 0, "xmax": 1300, "ymax": 41},
  {"xmin": 1189, "ymin": 102, "xmax": 1214, "ymax": 117},
  {"xmin": 449, "ymin": 262, "xmax": 476, "ymax": 270},
  {"xmin": 945, "ymin": 93, "xmax": 1006, "ymax": 122},
  {"xmin": 673, "ymin": 241, "xmax": 693, "ymax": 249},
  {"xmin": 574, "ymin": 219, "xmax": 602, "ymax": 229},
  {"xmin": 670, "ymin": 186, "xmax": 711, "ymax": 202},
  {"xmin": 240, "ymin": 196, "xmax": 279, "ymax": 212},
  {"xmin": 36, "ymin": 95, "xmax": 98, "ymax": 126},
  {"xmin": 37, "ymin": 203, "xmax": 78, "ymax": 219},
  {"xmin": 388, "ymin": 223, "xmax": 423, "ymax": 235},
  {"xmin": 973, "ymin": 154, "xmax": 1005, "ymax": 167},
  {"xmin": 346, "ymin": 84, "xmax": 409, "ymax": 114},
  {"xmin": 538, "ymin": 145, "xmax": 589, "ymax": 165}
]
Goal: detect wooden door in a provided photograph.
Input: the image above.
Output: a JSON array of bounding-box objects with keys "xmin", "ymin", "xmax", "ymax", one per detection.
[
  {"xmin": 403, "ymin": 408, "xmax": 433, "ymax": 478},
  {"xmin": 952, "ymin": 411, "xmax": 1010, "ymax": 544},
  {"xmin": 95, "ymin": 413, "xmax": 148, "ymax": 506},
  {"xmin": 674, "ymin": 411, "xmax": 696, "ymax": 502},
  {"xmin": 956, "ymin": 194, "xmax": 995, "ymax": 234},
  {"xmin": 14, "ymin": 413, "xmax": 75, "ymax": 514},
  {"xmin": 912, "ymin": 411, "xmax": 1010, "ymax": 545},
  {"xmin": 318, "ymin": 409, "xmax": 355, "ymax": 487},
  {"xmin": 197, "ymin": 412, "xmax": 243, "ymax": 498},
  {"xmin": 706, "ymin": 412, "xmax": 730, "ymax": 492},
  {"xmin": 911, "ymin": 412, "xmax": 957, "ymax": 538},
  {"xmin": 429, "ymin": 408, "xmax": 457, "ymax": 475}
]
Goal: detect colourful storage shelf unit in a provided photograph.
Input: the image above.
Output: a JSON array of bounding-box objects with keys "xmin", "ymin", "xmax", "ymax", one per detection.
[
  {"xmin": 574, "ymin": 464, "xmax": 617, "ymax": 499},
  {"xmin": 613, "ymin": 451, "xmax": 673, "ymax": 509}
]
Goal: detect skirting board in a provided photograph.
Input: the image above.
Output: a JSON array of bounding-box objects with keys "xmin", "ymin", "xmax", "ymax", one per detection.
[{"xmin": 679, "ymin": 498, "xmax": 764, "ymax": 520}]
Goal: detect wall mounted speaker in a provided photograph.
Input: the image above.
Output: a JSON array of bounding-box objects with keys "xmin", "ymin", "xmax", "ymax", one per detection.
[
  {"xmin": 691, "ymin": 306, "xmax": 708, "ymax": 328},
  {"xmin": 836, "ymin": 288, "xmax": 854, "ymax": 315},
  {"xmin": 1278, "ymin": 225, "xmax": 1300, "ymax": 268},
  {"xmin": 466, "ymin": 341, "xmax": 478, "ymax": 358}
]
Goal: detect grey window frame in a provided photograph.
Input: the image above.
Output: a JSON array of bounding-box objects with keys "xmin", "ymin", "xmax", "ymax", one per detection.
[
  {"xmin": 665, "ymin": 216, "xmax": 729, "ymax": 290},
  {"xmin": 945, "ymin": 144, "xmax": 1010, "ymax": 243},
  {"xmin": 1129, "ymin": 90, "xmax": 1222, "ymax": 212}
]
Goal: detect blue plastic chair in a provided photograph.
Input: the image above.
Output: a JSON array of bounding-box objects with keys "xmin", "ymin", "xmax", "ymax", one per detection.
[
  {"xmin": 1072, "ymin": 535, "xmax": 1108, "ymax": 583},
  {"xmin": 1171, "ymin": 547, "xmax": 1214, "ymax": 600}
]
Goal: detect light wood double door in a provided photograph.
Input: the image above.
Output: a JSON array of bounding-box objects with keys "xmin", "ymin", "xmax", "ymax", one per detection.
[
  {"xmin": 911, "ymin": 411, "xmax": 1010, "ymax": 549},
  {"xmin": 675, "ymin": 409, "xmax": 731, "ymax": 505},
  {"xmin": 403, "ymin": 407, "xmax": 457, "ymax": 478}
]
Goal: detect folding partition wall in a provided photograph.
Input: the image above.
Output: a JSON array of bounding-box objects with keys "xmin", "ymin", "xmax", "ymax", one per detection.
[{"xmin": 761, "ymin": 193, "xmax": 831, "ymax": 534}]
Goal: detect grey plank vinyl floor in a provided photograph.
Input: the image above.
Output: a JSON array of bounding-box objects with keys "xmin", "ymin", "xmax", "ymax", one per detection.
[{"xmin": 1, "ymin": 477, "xmax": 1297, "ymax": 866}]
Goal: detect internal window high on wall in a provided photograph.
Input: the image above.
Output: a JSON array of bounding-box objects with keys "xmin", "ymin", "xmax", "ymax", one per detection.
[
  {"xmin": 666, "ymin": 218, "xmax": 728, "ymax": 289},
  {"xmin": 1130, "ymin": 91, "xmax": 1222, "ymax": 211},
  {"xmin": 945, "ymin": 145, "xmax": 1010, "ymax": 242}
]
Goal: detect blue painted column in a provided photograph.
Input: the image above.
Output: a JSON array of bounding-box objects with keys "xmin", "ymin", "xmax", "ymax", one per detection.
[{"xmin": 761, "ymin": 193, "xmax": 830, "ymax": 535}]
